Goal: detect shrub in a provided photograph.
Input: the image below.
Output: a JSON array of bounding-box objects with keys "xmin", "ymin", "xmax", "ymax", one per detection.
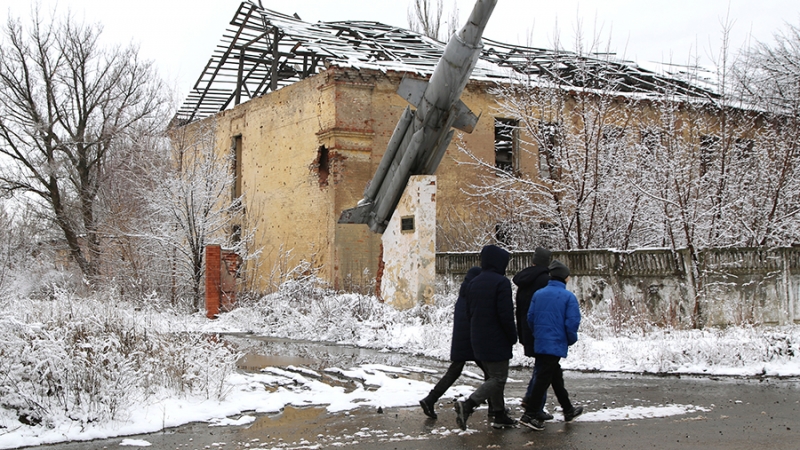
[{"xmin": 0, "ymin": 289, "xmax": 239, "ymax": 427}]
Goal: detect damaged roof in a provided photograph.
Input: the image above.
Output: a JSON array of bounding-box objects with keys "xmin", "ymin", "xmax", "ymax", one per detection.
[{"xmin": 175, "ymin": 0, "xmax": 716, "ymax": 124}]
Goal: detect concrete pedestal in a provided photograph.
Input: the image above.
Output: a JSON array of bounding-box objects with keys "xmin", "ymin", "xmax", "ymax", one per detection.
[{"xmin": 380, "ymin": 175, "xmax": 437, "ymax": 309}]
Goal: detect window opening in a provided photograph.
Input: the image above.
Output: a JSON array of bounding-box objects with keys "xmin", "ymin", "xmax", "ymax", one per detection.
[
  {"xmin": 539, "ymin": 121, "xmax": 561, "ymax": 180},
  {"xmin": 316, "ymin": 145, "xmax": 330, "ymax": 187},
  {"xmin": 641, "ymin": 129, "xmax": 664, "ymax": 156},
  {"xmin": 602, "ymin": 125, "xmax": 625, "ymax": 146},
  {"xmin": 700, "ymin": 135, "xmax": 719, "ymax": 176},
  {"xmin": 734, "ymin": 138, "xmax": 754, "ymax": 159},
  {"xmin": 494, "ymin": 118, "xmax": 518, "ymax": 173},
  {"xmin": 401, "ymin": 217, "xmax": 415, "ymax": 232},
  {"xmin": 232, "ymin": 135, "xmax": 243, "ymax": 200},
  {"xmin": 231, "ymin": 224, "xmax": 241, "ymax": 243},
  {"xmin": 495, "ymin": 222, "xmax": 512, "ymax": 247}
]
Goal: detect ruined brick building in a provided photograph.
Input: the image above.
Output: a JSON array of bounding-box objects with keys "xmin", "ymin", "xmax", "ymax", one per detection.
[{"xmin": 175, "ymin": 1, "xmax": 717, "ymax": 292}]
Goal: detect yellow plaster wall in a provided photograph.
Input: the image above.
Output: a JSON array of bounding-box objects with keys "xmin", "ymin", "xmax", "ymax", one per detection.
[
  {"xmin": 211, "ymin": 74, "xmax": 338, "ymax": 291},
  {"xmin": 203, "ymin": 67, "xmax": 540, "ymax": 291},
  {"xmin": 184, "ymin": 64, "xmax": 757, "ymax": 294},
  {"xmin": 328, "ymin": 71, "xmax": 508, "ymax": 288}
]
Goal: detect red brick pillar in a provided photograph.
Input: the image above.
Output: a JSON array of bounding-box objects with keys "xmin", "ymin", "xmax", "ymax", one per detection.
[{"xmin": 205, "ymin": 245, "xmax": 221, "ymax": 319}]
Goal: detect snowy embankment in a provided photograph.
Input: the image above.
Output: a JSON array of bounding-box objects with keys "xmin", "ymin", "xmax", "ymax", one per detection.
[
  {"xmin": 0, "ymin": 290, "xmax": 240, "ymax": 448},
  {"xmin": 202, "ymin": 279, "xmax": 800, "ymax": 378},
  {"xmin": 1, "ymin": 280, "xmax": 798, "ymax": 448}
]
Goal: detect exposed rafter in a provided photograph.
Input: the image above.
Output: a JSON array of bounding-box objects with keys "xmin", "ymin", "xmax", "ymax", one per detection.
[
  {"xmin": 480, "ymin": 38, "xmax": 715, "ymax": 98},
  {"xmin": 175, "ymin": 1, "xmax": 717, "ymax": 124}
]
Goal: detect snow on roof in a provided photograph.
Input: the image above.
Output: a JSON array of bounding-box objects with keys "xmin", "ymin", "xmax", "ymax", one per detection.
[{"xmin": 175, "ymin": 1, "xmax": 717, "ymax": 124}]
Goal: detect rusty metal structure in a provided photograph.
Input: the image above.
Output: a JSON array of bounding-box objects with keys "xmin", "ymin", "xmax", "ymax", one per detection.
[{"xmin": 175, "ymin": 1, "xmax": 714, "ymax": 125}]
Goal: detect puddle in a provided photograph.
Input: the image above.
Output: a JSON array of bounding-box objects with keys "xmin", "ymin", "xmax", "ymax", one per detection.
[
  {"xmin": 235, "ymin": 405, "xmax": 413, "ymax": 449},
  {"xmin": 225, "ymin": 334, "xmax": 448, "ymax": 396},
  {"xmin": 225, "ymin": 333, "xmax": 439, "ymax": 374},
  {"xmin": 237, "ymin": 353, "xmax": 315, "ymax": 372},
  {"xmin": 241, "ymin": 405, "xmax": 329, "ymax": 442}
]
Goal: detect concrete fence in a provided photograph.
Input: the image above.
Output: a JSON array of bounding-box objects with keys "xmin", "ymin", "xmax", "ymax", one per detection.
[{"xmin": 436, "ymin": 247, "xmax": 800, "ymax": 328}]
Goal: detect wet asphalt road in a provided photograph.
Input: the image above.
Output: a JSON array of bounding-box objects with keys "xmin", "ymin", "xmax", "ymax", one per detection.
[{"xmin": 33, "ymin": 336, "xmax": 800, "ymax": 450}]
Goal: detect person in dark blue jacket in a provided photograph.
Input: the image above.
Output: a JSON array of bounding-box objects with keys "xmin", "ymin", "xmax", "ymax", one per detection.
[
  {"xmin": 512, "ymin": 247, "xmax": 552, "ymax": 419},
  {"xmin": 454, "ymin": 245, "xmax": 518, "ymax": 430},
  {"xmin": 519, "ymin": 260, "xmax": 584, "ymax": 431},
  {"xmin": 419, "ymin": 267, "xmax": 485, "ymax": 419}
]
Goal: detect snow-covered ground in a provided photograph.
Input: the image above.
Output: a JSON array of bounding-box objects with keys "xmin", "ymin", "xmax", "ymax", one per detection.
[{"xmin": 1, "ymin": 282, "xmax": 798, "ymax": 449}]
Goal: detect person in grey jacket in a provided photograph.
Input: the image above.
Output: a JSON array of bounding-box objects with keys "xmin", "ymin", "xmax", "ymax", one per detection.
[
  {"xmin": 454, "ymin": 245, "xmax": 518, "ymax": 430},
  {"xmin": 519, "ymin": 260, "xmax": 584, "ymax": 431}
]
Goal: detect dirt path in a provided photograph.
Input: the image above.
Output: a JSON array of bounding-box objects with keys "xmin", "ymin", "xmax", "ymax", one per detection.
[{"xmin": 33, "ymin": 336, "xmax": 800, "ymax": 450}]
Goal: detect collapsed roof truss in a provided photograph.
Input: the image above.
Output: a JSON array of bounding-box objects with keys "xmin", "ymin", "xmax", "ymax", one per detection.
[
  {"xmin": 479, "ymin": 38, "xmax": 713, "ymax": 97},
  {"xmin": 176, "ymin": 1, "xmax": 716, "ymax": 124}
]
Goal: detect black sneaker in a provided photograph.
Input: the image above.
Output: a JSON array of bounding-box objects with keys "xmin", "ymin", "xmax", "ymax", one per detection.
[
  {"xmin": 563, "ymin": 406, "xmax": 584, "ymax": 422},
  {"xmin": 488, "ymin": 407, "xmax": 511, "ymax": 419},
  {"xmin": 490, "ymin": 410, "xmax": 518, "ymax": 429},
  {"xmin": 519, "ymin": 414, "xmax": 544, "ymax": 431},
  {"xmin": 454, "ymin": 400, "xmax": 474, "ymax": 431},
  {"xmin": 522, "ymin": 398, "xmax": 553, "ymax": 420},
  {"xmin": 419, "ymin": 397, "xmax": 437, "ymax": 419}
]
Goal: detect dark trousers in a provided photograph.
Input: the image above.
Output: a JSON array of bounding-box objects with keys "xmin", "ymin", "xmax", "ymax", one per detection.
[
  {"xmin": 469, "ymin": 359, "xmax": 508, "ymax": 413},
  {"xmin": 524, "ymin": 361, "xmax": 548, "ymax": 413},
  {"xmin": 526, "ymin": 354, "xmax": 573, "ymax": 415},
  {"xmin": 428, "ymin": 361, "xmax": 487, "ymax": 401}
]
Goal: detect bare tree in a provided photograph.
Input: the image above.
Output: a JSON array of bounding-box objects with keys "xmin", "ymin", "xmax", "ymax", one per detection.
[
  {"xmin": 0, "ymin": 202, "xmax": 12, "ymax": 293},
  {"xmin": 408, "ymin": 0, "xmax": 444, "ymax": 41},
  {"xmin": 94, "ymin": 123, "xmax": 175, "ymax": 302},
  {"xmin": 452, "ymin": 19, "xmax": 800, "ymax": 327},
  {"xmin": 88, "ymin": 115, "xmax": 255, "ymax": 311},
  {"xmin": 129, "ymin": 120, "xmax": 248, "ymax": 311},
  {"xmin": 0, "ymin": 10, "xmax": 167, "ymax": 286},
  {"xmin": 737, "ymin": 22, "xmax": 800, "ymax": 118},
  {"xmin": 734, "ymin": 21, "xmax": 800, "ymax": 246},
  {"xmin": 457, "ymin": 31, "xmax": 646, "ymax": 252}
]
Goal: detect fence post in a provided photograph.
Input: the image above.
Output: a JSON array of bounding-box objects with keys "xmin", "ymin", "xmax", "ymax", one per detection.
[{"xmin": 781, "ymin": 248, "xmax": 792, "ymax": 326}]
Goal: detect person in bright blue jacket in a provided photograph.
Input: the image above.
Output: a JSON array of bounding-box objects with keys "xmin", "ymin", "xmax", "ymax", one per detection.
[{"xmin": 519, "ymin": 260, "xmax": 584, "ymax": 431}]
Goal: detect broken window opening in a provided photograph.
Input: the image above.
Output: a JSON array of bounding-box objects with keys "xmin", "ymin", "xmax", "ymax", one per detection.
[
  {"xmin": 700, "ymin": 135, "xmax": 719, "ymax": 176},
  {"xmin": 232, "ymin": 135, "xmax": 243, "ymax": 201},
  {"xmin": 602, "ymin": 125, "xmax": 626, "ymax": 147},
  {"xmin": 494, "ymin": 118, "xmax": 518, "ymax": 174},
  {"xmin": 495, "ymin": 222, "xmax": 513, "ymax": 247},
  {"xmin": 538, "ymin": 121, "xmax": 562, "ymax": 181},
  {"xmin": 734, "ymin": 138, "xmax": 754, "ymax": 160},
  {"xmin": 640, "ymin": 128, "xmax": 664, "ymax": 158},
  {"xmin": 316, "ymin": 145, "xmax": 330, "ymax": 187},
  {"xmin": 231, "ymin": 224, "xmax": 242, "ymax": 244}
]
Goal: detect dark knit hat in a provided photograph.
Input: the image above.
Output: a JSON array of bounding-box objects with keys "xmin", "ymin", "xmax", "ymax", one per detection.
[
  {"xmin": 533, "ymin": 247, "xmax": 552, "ymax": 267},
  {"xmin": 549, "ymin": 259, "xmax": 570, "ymax": 281}
]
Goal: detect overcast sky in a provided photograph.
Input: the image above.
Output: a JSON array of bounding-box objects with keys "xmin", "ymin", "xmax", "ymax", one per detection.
[{"xmin": 2, "ymin": 0, "xmax": 798, "ymax": 101}]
